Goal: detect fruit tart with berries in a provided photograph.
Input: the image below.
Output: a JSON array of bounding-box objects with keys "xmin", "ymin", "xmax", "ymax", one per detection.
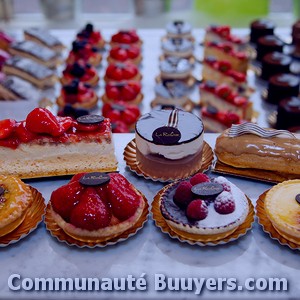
[
  {"xmin": 102, "ymin": 101, "xmax": 140, "ymax": 131},
  {"xmin": 157, "ymin": 173, "xmax": 250, "ymax": 242},
  {"xmin": 47, "ymin": 172, "xmax": 147, "ymax": 244},
  {"xmin": 108, "ymin": 44, "xmax": 142, "ymax": 65},
  {"xmin": 102, "ymin": 81, "xmax": 143, "ymax": 105},
  {"xmin": 76, "ymin": 23, "xmax": 105, "ymax": 49},
  {"xmin": 110, "ymin": 30, "xmax": 142, "ymax": 47},
  {"xmin": 66, "ymin": 41, "xmax": 102, "ymax": 67},
  {"xmin": 56, "ymin": 79, "xmax": 98, "ymax": 109},
  {"xmin": 104, "ymin": 62, "xmax": 141, "ymax": 82},
  {"xmin": 60, "ymin": 61, "xmax": 99, "ymax": 87},
  {"xmin": 0, "ymin": 108, "xmax": 117, "ymax": 178}
]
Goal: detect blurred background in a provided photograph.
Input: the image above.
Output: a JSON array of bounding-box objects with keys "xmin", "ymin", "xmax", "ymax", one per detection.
[{"xmin": 0, "ymin": 0, "xmax": 298, "ymax": 29}]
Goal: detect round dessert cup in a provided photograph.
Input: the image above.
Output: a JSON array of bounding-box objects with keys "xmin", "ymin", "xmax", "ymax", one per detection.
[
  {"xmin": 150, "ymin": 97, "xmax": 195, "ymax": 112},
  {"xmin": 152, "ymin": 184, "xmax": 254, "ymax": 246},
  {"xmin": 45, "ymin": 193, "xmax": 149, "ymax": 248},
  {"xmin": 56, "ymin": 94, "xmax": 98, "ymax": 110},
  {"xmin": 101, "ymin": 93, "xmax": 143, "ymax": 106},
  {"xmin": 123, "ymin": 139, "xmax": 214, "ymax": 182},
  {"xmin": 107, "ymin": 55, "xmax": 143, "ymax": 66},
  {"xmin": 155, "ymin": 74, "xmax": 196, "ymax": 88},
  {"xmin": 0, "ymin": 186, "xmax": 46, "ymax": 247},
  {"xmin": 60, "ymin": 74, "xmax": 100, "ymax": 87},
  {"xmin": 256, "ymin": 190, "xmax": 300, "ymax": 250},
  {"xmin": 104, "ymin": 73, "xmax": 142, "ymax": 83}
]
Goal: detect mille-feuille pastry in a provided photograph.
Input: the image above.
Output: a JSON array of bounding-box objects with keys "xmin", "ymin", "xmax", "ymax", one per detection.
[
  {"xmin": 2, "ymin": 57, "xmax": 56, "ymax": 89},
  {"xmin": 108, "ymin": 44, "xmax": 142, "ymax": 65},
  {"xmin": 76, "ymin": 23, "xmax": 105, "ymax": 49},
  {"xmin": 0, "ymin": 175, "xmax": 33, "ymax": 237},
  {"xmin": 104, "ymin": 62, "xmax": 141, "ymax": 82},
  {"xmin": 110, "ymin": 30, "xmax": 142, "ymax": 47},
  {"xmin": 250, "ymin": 19, "xmax": 275, "ymax": 44},
  {"xmin": 165, "ymin": 20, "xmax": 193, "ymax": 41},
  {"xmin": 0, "ymin": 49, "xmax": 10, "ymax": 68},
  {"xmin": 24, "ymin": 28, "xmax": 64, "ymax": 53},
  {"xmin": 8, "ymin": 41, "xmax": 59, "ymax": 68},
  {"xmin": 215, "ymin": 123, "xmax": 300, "ymax": 177},
  {"xmin": 159, "ymin": 56, "xmax": 192, "ymax": 80},
  {"xmin": 276, "ymin": 97, "xmax": 300, "ymax": 130},
  {"xmin": 0, "ymin": 108, "xmax": 117, "ymax": 178},
  {"xmin": 161, "ymin": 37, "xmax": 194, "ymax": 59},
  {"xmin": 0, "ymin": 31, "xmax": 14, "ymax": 51}
]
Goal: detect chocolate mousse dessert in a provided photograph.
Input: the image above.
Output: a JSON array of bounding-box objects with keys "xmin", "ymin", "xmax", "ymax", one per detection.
[
  {"xmin": 276, "ymin": 97, "xmax": 300, "ymax": 130},
  {"xmin": 292, "ymin": 20, "xmax": 300, "ymax": 56},
  {"xmin": 256, "ymin": 35, "xmax": 283, "ymax": 61},
  {"xmin": 250, "ymin": 19, "xmax": 275, "ymax": 44}
]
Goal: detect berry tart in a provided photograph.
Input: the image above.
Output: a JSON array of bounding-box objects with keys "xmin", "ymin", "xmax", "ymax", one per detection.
[
  {"xmin": 102, "ymin": 81, "xmax": 143, "ymax": 105},
  {"xmin": 158, "ymin": 173, "xmax": 249, "ymax": 241},
  {"xmin": 76, "ymin": 23, "xmax": 105, "ymax": 49},
  {"xmin": 250, "ymin": 19, "xmax": 275, "ymax": 44},
  {"xmin": 200, "ymin": 81, "xmax": 253, "ymax": 120},
  {"xmin": 165, "ymin": 20, "xmax": 194, "ymax": 41},
  {"xmin": 0, "ymin": 175, "xmax": 33, "ymax": 237},
  {"xmin": 56, "ymin": 80, "xmax": 98, "ymax": 109},
  {"xmin": 108, "ymin": 44, "xmax": 142, "ymax": 65},
  {"xmin": 48, "ymin": 172, "xmax": 146, "ymax": 243},
  {"xmin": 0, "ymin": 31, "xmax": 14, "ymax": 51},
  {"xmin": 104, "ymin": 62, "xmax": 141, "ymax": 82},
  {"xmin": 66, "ymin": 41, "xmax": 102, "ymax": 67},
  {"xmin": 161, "ymin": 38, "xmax": 194, "ymax": 59},
  {"xmin": 60, "ymin": 61, "xmax": 99, "ymax": 87},
  {"xmin": 0, "ymin": 108, "xmax": 117, "ymax": 178},
  {"xmin": 102, "ymin": 101, "xmax": 140, "ymax": 131},
  {"xmin": 110, "ymin": 30, "xmax": 142, "ymax": 47}
]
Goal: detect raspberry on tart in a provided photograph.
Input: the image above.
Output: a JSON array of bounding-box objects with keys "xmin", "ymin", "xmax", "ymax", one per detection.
[
  {"xmin": 110, "ymin": 30, "xmax": 142, "ymax": 47},
  {"xmin": 56, "ymin": 79, "xmax": 98, "ymax": 109},
  {"xmin": 104, "ymin": 62, "xmax": 141, "ymax": 82},
  {"xmin": 108, "ymin": 44, "xmax": 142, "ymax": 65},
  {"xmin": 49, "ymin": 172, "xmax": 146, "ymax": 242},
  {"xmin": 66, "ymin": 41, "xmax": 102, "ymax": 67},
  {"xmin": 76, "ymin": 23, "xmax": 105, "ymax": 49},
  {"xmin": 102, "ymin": 81, "xmax": 143, "ymax": 105},
  {"xmin": 60, "ymin": 61, "xmax": 99, "ymax": 87}
]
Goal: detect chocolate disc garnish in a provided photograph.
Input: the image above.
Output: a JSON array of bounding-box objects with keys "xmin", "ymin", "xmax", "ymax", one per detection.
[
  {"xmin": 0, "ymin": 186, "xmax": 5, "ymax": 197},
  {"xmin": 79, "ymin": 172, "xmax": 110, "ymax": 187},
  {"xmin": 161, "ymin": 104, "xmax": 176, "ymax": 110},
  {"xmin": 296, "ymin": 194, "xmax": 300, "ymax": 205},
  {"xmin": 191, "ymin": 182, "xmax": 224, "ymax": 200},
  {"xmin": 77, "ymin": 115, "xmax": 104, "ymax": 125},
  {"xmin": 207, "ymin": 105, "xmax": 218, "ymax": 115},
  {"xmin": 111, "ymin": 104, "xmax": 126, "ymax": 112}
]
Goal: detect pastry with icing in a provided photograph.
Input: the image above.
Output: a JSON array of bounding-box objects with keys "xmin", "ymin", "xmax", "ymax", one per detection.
[
  {"xmin": 161, "ymin": 38, "xmax": 194, "ymax": 58},
  {"xmin": 256, "ymin": 35, "xmax": 283, "ymax": 61},
  {"xmin": 165, "ymin": 20, "xmax": 193, "ymax": 41},
  {"xmin": 250, "ymin": 19, "xmax": 275, "ymax": 44},
  {"xmin": 159, "ymin": 56, "xmax": 192, "ymax": 80}
]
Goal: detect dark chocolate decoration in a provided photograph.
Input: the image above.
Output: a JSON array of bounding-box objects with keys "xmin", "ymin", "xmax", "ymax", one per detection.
[
  {"xmin": 152, "ymin": 126, "xmax": 181, "ymax": 145},
  {"xmin": 71, "ymin": 63, "xmax": 85, "ymax": 77},
  {"xmin": 0, "ymin": 186, "xmax": 5, "ymax": 197},
  {"xmin": 64, "ymin": 79, "xmax": 79, "ymax": 94},
  {"xmin": 119, "ymin": 30, "xmax": 130, "ymax": 34},
  {"xmin": 79, "ymin": 172, "xmax": 110, "ymax": 187},
  {"xmin": 77, "ymin": 114, "xmax": 104, "ymax": 125},
  {"xmin": 85, "ymin": 23, "xmax": 94, "ymax": 32},
  {"xmin": 207, "ymin": 105, "xmax": 218, "ymax": 115},
  {"xmin": 296, "ymin": 194, "xmax": 300, "ymax": 205},
  {"xmin": 161, "ymin": 104, "xmax": 176, "ymax": 110},
  {"xmin": 191, "ymin": 182, "xmax": 224, "ymax": 200},
  {"xmin": 111, "ymin": 104, "xmax": 126, "ymax": 112}
]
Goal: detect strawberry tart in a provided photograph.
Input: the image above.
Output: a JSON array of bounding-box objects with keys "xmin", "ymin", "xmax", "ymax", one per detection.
[
  {"xmin": 0, "ymin": 108, "xmax": 117, "ymax": 178},
  {"xmin": 49, "ymin": 172, "xmax": 146, "ymax": 242},
  {"xmin": 104, "ymin": 62, "xmax": 141, "ymax": 82},
  {"xmin": 108, "ymin": 44, "xmax": 142, "ymax": 65},
  {"xmin": 76, "ymin": 23, "xmax": 105, "ymax": 49},
  {"xmin": 110, "ymin": 30, "xmax": 142, "ymax": 47}
]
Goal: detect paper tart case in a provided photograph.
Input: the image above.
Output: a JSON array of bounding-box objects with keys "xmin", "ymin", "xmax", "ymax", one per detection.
[
  {"xmin": 256, "ymin": 190, "xmax": 300, "ymax": 250},
  {"xmin": 151, "ymin": 185, "xmax": 254, "ymax": 246},
  {"xmin": 45, "ymin": 195, "xmax": 149, "ymax": 248},
  {"xmin": 0, "ymin": 186, "xmax": 46, "ymax": 247},
  {"xmin": 124, "ymin": 139, "xmax": 214, "ymax": 183}
]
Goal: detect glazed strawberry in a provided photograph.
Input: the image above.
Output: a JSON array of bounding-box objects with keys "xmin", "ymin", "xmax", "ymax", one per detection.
[
  {"xmin": 70, "ymin": 187, "xmax": 112, "ymax": 230},
  {"xmin": 70, "ymin": 173, "xmax": 87, "ymax": 183},
  {"xmin": 122, "ymin": 84, "xmax": 137, "ymax": 101},
  {"xmin": 186, "ymin": 199, "xmax": 208, "ymax": 220},
  {"xmin": 51, "ymin": 181, "xmax": 85, "ymax": 221},
  {"xmin": 106, "ymin": 85, "xmax": 121, "ymax": 99},
  {"xmin": 111, "ymin": 120, "xmax": 129, "ymax": 133},
  {"xmin": 15, "ymin": 121, "xmax": 37, "ymax": 142},
  {"xmin": 105, "ymin": 63, "xmax": 138, "ymax": 81},
  {"xmin": 106, "ymin": 110, "xmax": 121, "ymax": 122},
  {"xmin": 122, "ymin": 110, "xmax": 137, "ymax": 125},
  {"xmin": 216, "ymin": 84, "xmax": 231, "ymax": 99},
  {"xmin": 173, "ymin": 181, "xmax": 193, "ymax": 208},
  {"xmin": 214, "ymin": 191, "xmax": 235, "ymax": 214},
  {"xmin": 0, "ymin": 119, "xmax": 16, "ymax": 139},
  {"xmin": 105, "ymin": 81, "xmax": 141, "ymax": 102},
  {"xmin": 190, "ymin": 173, "xmax": 210, "ymax": 186},
  {"xmin": 111, "ymin": 30, "xmax": 140, "ymax": 45},
  {"xmin": 218, "ymin": 61, "xmax": 231, "ymax": 72},
  {"xmin": 109, "ymin": 45, "xmax": 140, "ymax": 62},
  {"xmin": 57, "ymin": 117, "xmax": 74, "ymax": 132}
]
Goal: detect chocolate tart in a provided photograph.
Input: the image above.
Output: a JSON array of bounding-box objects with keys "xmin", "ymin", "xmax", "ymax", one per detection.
[
  {"xmin": 276, "ymin": 97, "xmax": 300, "ymax": 130},
  {"xmin": 256, "ymin": 35, "xmax": 283, "ymax": 61},
  {"xmin": 250, "ymin": 19, "xmax": 275, "ymax": 44}
]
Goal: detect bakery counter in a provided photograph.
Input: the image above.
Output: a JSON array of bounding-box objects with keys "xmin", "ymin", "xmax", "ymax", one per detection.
[{"xmin": 0, "ymin": 133, "xmax": 299, "ymax": 300}]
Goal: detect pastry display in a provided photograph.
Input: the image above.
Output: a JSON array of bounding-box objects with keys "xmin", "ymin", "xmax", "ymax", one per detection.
[
  {"xmin": 250, "ymin": 19, "xmax": 275, "ymax": 44},
  {"xmin": 204, "ymin": 41, "xmax": 249, "ymax": 73},
  {"xmin": 110, "ymin": 30, "xmax": 142, "ymax": 47},
  {"xmin": 165, "ymin": 20, "xmax": 193, "ymax": 41},
  {"xmin": 256, "ymin": 35, "xmax": 283, "ymax": 61},
  {"xmin": 159, "ymin": 174, "xmax": 249, "ymax": 240},
  {"xmin": 102, "ymin": 81, "xmax": 142, "ymax": 105},
  {"xmin": 56, "ymin": 80, "xmax": 98, "ymax": 109},
  {"xmin": 66, "ymin": 41, "xmax": 102, "ymax": 67},
  {"xmin": 264, "ymin": 180, "xmax": 300, "ymax": 243},
  {"xmin": 161, "ymin": 38, "xmax": 193, "ymax": 59},
  {"xmin": 159, "ymin": 56, "xmax": 192, "ymax": 80},
  {"xmin": 135, "ymin": 109, "xmax": 204, "ymax": 179},
  {"xmin": 24, "ymin": 28, "xmax": 64, "ymax": 53},
  {"xmin": 0, "ymin": 108, "xmax": 117, "ymax": 178},
  {"xmin": 201, "ymin": 106, "xmax": 241, "ymax": 133},
  {"xmin": 76, "ymin": 23, "xmax": 105, "ymax": 49},
  {"xmin": 108, "ymin": 44, "xmax": 142, "ymax": 65},
  {"xmin": 8, "ymin": 41, "xmax": 59, "ymax": 68},
  {"xmin": 261, "ymin": 52, "xmax": 291, "ymax": 81},
  {"xmin": 276, "ymin": 97, "xmax": 300, "ymax": 130},
  {"xmin": 49, "ymin": 172, "xmax": 146, "ymax": 242},
  {"xmin": 104, "ymin": 62, "xmax": 141, "ymax": 82},
  {"xmin": 266, "ymin": 73, "xmax": 299, "ymax": 104},
  {"xmin": 200, "ymin": 81, "xmax": 253, "ymax": 120},
  {"xmin": 0, "ymin": 31, "xmax": 14, "ymax": 51},
  {"xmin": 2, "ymin": 57, "xmax": 56, "ymax": 89},
  {"xmin": 215, "ymin": 123, "xmax": 300, "ymax": 178},
  {"xmin": 60, "ymin": 61, "xmax": 99, "ymax": 87},
  {"xmin": 102, "ymin": 101, "xmax": 140, "ymax": 131},
  {"xmin": 0, "ymin": 175, "xmax": 33, "ymax": 237}
]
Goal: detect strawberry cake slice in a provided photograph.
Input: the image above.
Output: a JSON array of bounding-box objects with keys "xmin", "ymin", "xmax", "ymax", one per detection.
[
  {"xmin": 0, "ymin": 108, "xmax": 117, "ymax": 178},
  {"xmin": 49, "ymin": 172, "xmax": 146, "ymax": 242}
]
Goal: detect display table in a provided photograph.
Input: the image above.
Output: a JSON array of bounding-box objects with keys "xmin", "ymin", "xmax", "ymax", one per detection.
[{"xmin": 0, "ymin": 133, "xmax": 298, "ymax": 300}]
